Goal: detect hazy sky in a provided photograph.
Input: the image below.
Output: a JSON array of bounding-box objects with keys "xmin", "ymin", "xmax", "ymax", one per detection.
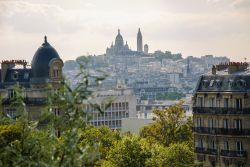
[{"xmin": 0, "ymin": 0, "xmax": 250, "ymax": 63}]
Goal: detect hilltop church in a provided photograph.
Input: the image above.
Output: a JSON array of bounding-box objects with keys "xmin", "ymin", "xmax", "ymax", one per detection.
[{"xmin": 106, "ymin": 28, "xmax": 149, "ymax": 56}]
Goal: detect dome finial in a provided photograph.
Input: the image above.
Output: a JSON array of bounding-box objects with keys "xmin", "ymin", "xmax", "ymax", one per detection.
[
  {"xmin": 44, "ymin": 35, "xmax": 47, "ymax": 43},
  {"xmin": 118, "ymin": 29, "xmax": 120, "ymax": 34}
]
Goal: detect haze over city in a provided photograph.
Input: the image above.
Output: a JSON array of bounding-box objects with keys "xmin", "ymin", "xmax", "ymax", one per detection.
[{"xmin": 0, "ymin": 0, "xmax": 250, "ymax": 62}]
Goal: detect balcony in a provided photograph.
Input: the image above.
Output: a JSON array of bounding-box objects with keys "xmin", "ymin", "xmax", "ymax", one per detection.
[
  {"xmin": 2, "ymin": 97, "xmax": 47, "ymax": 106},
  {"xmin": 195, "ymin": 147, "xmax": 218, "ymax": 156},
  {"xmin": 221, "ymin": 150, "xmax": 247, "ymax": 158},
  {"xmin": 24, "ymin": 97, "xmax": 47, "ymax": 105},
  {"xmin": 193, "ymin": 127, "xmax": 250, "ymax": 136},
  {"xmin": 207, "ymin": 148, "xmax": 218, "ymax": 155},
  {"xmin": 193, "ymin": 107, "xmax": 250, "ymax": 115},
  {"xmin": 195, "ymin": 147, "xmax": 206, "ymax": 154}
]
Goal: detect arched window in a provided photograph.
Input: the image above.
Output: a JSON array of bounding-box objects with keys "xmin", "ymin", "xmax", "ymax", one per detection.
[{"xmin": 52, "ymin": 65, "xmax": 59, "ymax": 78}]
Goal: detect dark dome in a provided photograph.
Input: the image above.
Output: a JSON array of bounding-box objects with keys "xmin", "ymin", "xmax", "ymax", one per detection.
[{"xmin": 31, "ymin": 36, "xmax": 60, "ymax": 79}]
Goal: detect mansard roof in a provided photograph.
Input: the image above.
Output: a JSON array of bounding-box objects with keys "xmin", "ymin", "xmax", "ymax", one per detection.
[{"xmin": 195, "ymin": 74, "xmax": 250, "ymax": 93}]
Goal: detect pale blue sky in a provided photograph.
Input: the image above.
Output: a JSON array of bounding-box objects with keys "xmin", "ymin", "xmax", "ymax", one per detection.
[{"xmin": 0, "ymin": 0, "xmax": 250, "ymax": 62}]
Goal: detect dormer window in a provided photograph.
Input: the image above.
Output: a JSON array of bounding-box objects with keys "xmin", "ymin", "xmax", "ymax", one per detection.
[
  {"xmin": 209, "ymin": 80, "xmax": 215, "ymax": 87},
  {"xmin": 228, "ymin": 79, "xmax": 235, "ymax": 88},
  {"xmin": 53, "ymin": 66, "xmax": 59, "ymax": 78},
  {"xmin": 215, "ymin": 80, "xmax": 222, "ymax": 88},
  {"xmin": 24, "ymin": 72, "xmax": 29, "ymax": 79},
  {"xmin": 202, "ymin": 80, "xmax": 209, "ymax": 87},
  {"xmin": 236, "ymin": 79, "xmax": 246, "ymax": 88},
  {"xmin": 12, "ymin": 71, "xmax": 18, "ymax": 80}
]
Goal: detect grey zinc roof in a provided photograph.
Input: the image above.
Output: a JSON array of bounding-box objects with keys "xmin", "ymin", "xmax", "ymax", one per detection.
[{"xmin": 195, "ymin": 74, "xmax": 250, "ymax": 92}]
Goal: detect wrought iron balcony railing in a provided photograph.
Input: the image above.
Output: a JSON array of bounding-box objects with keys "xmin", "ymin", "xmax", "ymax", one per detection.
[
  {"xmin": 221, "ymin": 150, "xmax": 247, "ymax": 158},
  {"xmin": 195, "ymin": 148, "xmax": 247, "ymax": 158},
  {"xmin": 195, "ymin": 147, "xmax": 206, "ymax": 153},
  {"xmin": 193, "ymin": 127, "xmax": 250, "ymax": 136},
  {"xmin": 2, "ymin": 97, "xmax": 47, "ymax": 105},
  {"xmin": 207, "ymin": 148, "xmax": 218, "ymax": 155},
  {"xmin": 195, "ymin": 147, "xmax": 217, "ymax": 155},
  {"xmin": 193, "ymin": 107, "xmax": 250, "ymax": 115}
]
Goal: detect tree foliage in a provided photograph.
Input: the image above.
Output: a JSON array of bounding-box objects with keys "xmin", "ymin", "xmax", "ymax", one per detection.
[
  {"xmin": 101, "ymin": 135, "xmax": 152, "ymax": 167},
  {"xmin": 146, "ymin": 143, "xmax": 194, "ymax": 167},
  {"xmin": 0, "ymin": 62, "xmax": 194, "ymax": 166},
  {"xmin": 140, "ymin": 101, "xmax": 193, "ymax": 147}
]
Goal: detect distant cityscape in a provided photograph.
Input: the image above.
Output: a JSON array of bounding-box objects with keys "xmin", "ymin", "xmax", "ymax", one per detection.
[
  {"xmin": 64, "ymin": 28, "xmax": 230, "ymax": 97},
  {"xmin": 62, "ymin": 29, "xmax": 230, "ymax": 131},
  {"xmin": 1, "ymin": 30, "xmax": 249, "ymax": 167}
]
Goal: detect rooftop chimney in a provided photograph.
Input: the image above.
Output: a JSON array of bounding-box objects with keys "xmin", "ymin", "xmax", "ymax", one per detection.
[
  {"xmin": 215, "ymin": 62, "xmax": 248, "ymax": 74},
  {"xmin": 212, "ymin": 65, "xmax": 216, "ymax": 75}
]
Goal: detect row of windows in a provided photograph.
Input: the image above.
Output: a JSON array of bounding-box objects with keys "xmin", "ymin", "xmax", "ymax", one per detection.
[
  {"xmin": 90, "ymin": 120, "xmax": 122, "ymax": 128},
  {"xmin": 197, "ymin": 139, "xmax": 244, "ymax": 152},
  {"xmin": 197, "ymin": 97, "xmax": 243, "ymax": 109},
  {"xmin": 195, "ymin": 117, "xmax": 242, "ymax": 129},
  {"xmin": 91, "ymin": 111, "xmax": 129, "ymax": 120},
  {"xmin": 86, "ymin": 102, "xmax": 129, "ymax": 112},
  {"xmin": 4, "ymin": 107, "xmax": 60, "ymax": 118},
  {"xmin": 202, "ymin": 79, "xmax": 246, "ymax": 88}
]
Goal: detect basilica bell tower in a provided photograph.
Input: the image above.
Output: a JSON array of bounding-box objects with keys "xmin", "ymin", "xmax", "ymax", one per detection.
[{"xmin": 137, "ymin": 28, "xmax": 143, "ymax": 52}]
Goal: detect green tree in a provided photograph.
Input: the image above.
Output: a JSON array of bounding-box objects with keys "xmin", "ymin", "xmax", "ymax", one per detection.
[
  {"xmin": 79, "ymin": 125, "xmax": 121, "ymax": 166},
  {"xmin": 146, "ymin": 143, "xmax": 194, "ymax": 167},
  {"xmin": 0, "ymin": 85, "xmax": 54, "ymax": 166},
  {"xmin": 0, "ymin": 61, "xmax": 109, "ymax": 166},
  {"xmin": 140, "ymin": 102, "xmax": 193, "ymax": 147},
  {"xmin": 101, "ymin": 135, "xmax": 152, "ymax": 167}
]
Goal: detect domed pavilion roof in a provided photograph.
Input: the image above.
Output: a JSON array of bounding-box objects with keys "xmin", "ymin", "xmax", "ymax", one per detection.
[{"xmin": 31, "ymin": 36, "xmax": 60, "ymax": 80}]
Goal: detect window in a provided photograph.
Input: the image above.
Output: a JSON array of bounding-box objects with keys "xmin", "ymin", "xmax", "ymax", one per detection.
[
  {"xmin": 236, "ymin": 164, "xmax": 243, "ymax": 167},
  {"xmin": 125, "ymin": 112, "xmax": 129, "ymax": 118},
  {"xmin": 126, "ymin": 102, "xmax": 129, "ymax": 110},
  {"xmin": 12, "ymin": 71, "xmax": 18, "ymax": 80},
  {"xmin": 209, "ymin": 80, "xmax": 215, "ymax": 87},
  {"xmin": 8, "ymin": 89, "xmax": 16, "ymax": 99},
  {"xmin": 6, "ymin": 109, "xmax": 16, "ymax": 118},
  {"xmin": 115, "ymin": 103, "xmax": 118, "ymax": 110},
  {"xmin": 209, "ymin": 97, "xmax": 215, "ymax": 107},
  {"xmin": 24, "ymin": 72, "xmax": 29, "ymax": 79},
  {"xmin": 235, "ymin": 98, "xmax": 242, "ymax": 110},
  {"xmin": 224, "ymin": 98, "xmax": 229, "ymax": 108},
  {"xmin": 208, "ymin": 118, "xmax": 214, "ymax": 129},
  {"xmin": 224, "ymin": 141, "xmax": 229, "ymax": 150},
  {"xmin": 236, "ymin": 141, "xmax": 243, "ymax": 154},
  {"xmin": 52, "ymin": 108, "xmax": 60, "ymax": 116},
  {"xmin": 210, "ymin": 140, "xmax": 216, "ymax": 149},
  {"xmin": 197, "ymin": 117, "xmax": 202, "ymax": 127},
  {"xmin": 52, "ymin": 66, "xmax": 59, "ymax": 78},
  {"xmin": 223, "ymin": 119, "xmax": 229, "ymax": 129},
  {"xmin": 122, "ymin": 102, "xmax": 126, "ymax": 110},
  {"xmin": 216, "ymin": 99, "xmax": 220, "ymax": 107},
  {"xmin": 234, "ymin": 119, "xmax": 242, "ymax": 130},
  {"xmin": 198, "ymin": 138, "xmax": 203, "ymax": 148},
  {"xmin": 197, "ymin": 97, "xmax": 203, "ymax": 107}
]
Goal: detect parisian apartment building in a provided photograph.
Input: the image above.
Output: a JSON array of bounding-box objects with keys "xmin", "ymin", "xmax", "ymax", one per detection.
[{"xmin": 193, "ymin": 62, "xmax": 250, "ymax": 167}]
